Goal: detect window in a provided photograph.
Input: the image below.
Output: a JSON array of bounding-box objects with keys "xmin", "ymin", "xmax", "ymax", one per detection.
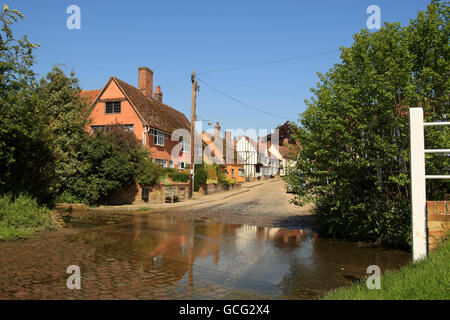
[
  {"xmin": 169, "ymin": 160, "xmax": 174, "ymax": 168},
  {"xmin": 231, "ymin": 169, "xmax": 235, "ymax": 177},
  {"xmin": 154, "ymin": 159, "xmax": 167, "ymax": 168},
  {"xmin": 105, "ymin": 101, "xmax": 121, "ymax": 114},
  {"xmin": 150, "ymin": 129, "xmax": 167, "ymax": 146},
  {"xmin": 178, "ymin": 162, "xmax": 186, "ymax": 169},
  {"xmin": 239, "ymin": 168, "xmax": 245, "ymax": 177},
  {"xmin": 91, "ymin": 125, "xmax": 104, "ymax": 133},
  {"xmin": 181, "ymin": 140, "xmax": 190, "ymax": 154},
  {"xmin": 123, "ymin": 124, "xmax": 134, "ymax": 132},
  {"xmin": 90, "ymin": 124, "xmax": 133, "ymax": 133}
]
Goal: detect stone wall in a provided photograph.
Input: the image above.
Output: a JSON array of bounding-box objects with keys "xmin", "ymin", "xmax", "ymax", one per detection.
[
  {"xmin": 105, "ymin": 183, "xmax": 188, "ymax": 205},
  {"xmin": 427, "ymin": 201, "xmax": 449, "ymax": 252},
  {"xmin": 198, "ymin": 183, "xmax": 241, "ymax": 195}
]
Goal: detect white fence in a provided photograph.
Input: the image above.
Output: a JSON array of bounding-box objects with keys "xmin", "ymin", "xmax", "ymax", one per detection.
[{"xmin": 409, "ymin": 108, "xmax": 450, "ymax": 261}]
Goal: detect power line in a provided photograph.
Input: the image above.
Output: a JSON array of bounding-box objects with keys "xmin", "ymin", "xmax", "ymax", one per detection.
[
  {"xmin": 198, "ymin": 49, "xmax": 339, "ymax": 75},
  {"xmin": 201, "ymin": 74, "xmax": 303, "ymax": 100},
  {"xmin": 161, "ymin": 74, "xmax": 190, "ymax": 88},
  {"xmin": 196, "ymin": 77, "xmax": 292, "ymax": 120}
]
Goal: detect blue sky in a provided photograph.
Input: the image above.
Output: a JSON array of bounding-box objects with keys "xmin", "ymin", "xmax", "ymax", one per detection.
[{"xmin": 11, "ymin": 0, "xmax": 431, "ymax": 132}]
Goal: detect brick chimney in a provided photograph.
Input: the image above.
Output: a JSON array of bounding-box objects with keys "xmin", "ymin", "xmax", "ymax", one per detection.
[
  {"xmin": 225, "ymin": 131, "xmax": 234, "ymax": 164},
  {"xmin": 154, "ymin": 86, "xmax": 163, "ymax": 102},
  {"xmin": 138, "ymin": 67, "xmax": 153, "ymax": 98},
  {"xmin": 214, "ymin": 122, "xmax": 221, "ymax": 137}
]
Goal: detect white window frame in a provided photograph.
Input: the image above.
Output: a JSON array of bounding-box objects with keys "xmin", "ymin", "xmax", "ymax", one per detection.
[
  {"xmin": 181, "ymin": 140, "xmax": 190, "ymax": 154},
  {"xmin": 150, "ymin": 129, "xmax": 167, "ymax": 147},
  {"xmin": 155, "ymin": 159, "xmax": 167, "ymax": 168}
]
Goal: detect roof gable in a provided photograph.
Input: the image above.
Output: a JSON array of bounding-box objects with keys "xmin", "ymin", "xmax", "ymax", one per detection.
[
  {"xmin": 113, "ymin": 77, "xmax": 190, "ymax": 134},
  {"xmin": 84, "ymin": 76, "xmax": 191, "ymax": 134}
]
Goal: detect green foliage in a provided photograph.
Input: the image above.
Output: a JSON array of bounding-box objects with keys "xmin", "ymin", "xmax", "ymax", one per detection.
[
  {"xmin": 205, "ymin": 164, "xmax": 218, "ymax": 184},
  {"xmin": 0, "ymin": 6, "xmax": 54, "ymax": 202},
  {"xmin": 286, "ymin": 0, "xmax": 449, "ymax": 248},
  {"xmin": 0, "ymin": 194, "xmax": 54, "ymax": 240},
  {"xmin": 168, "ymin": 170, "xmax": 190, "ymax": 183},
  {"xmin": 194, "ymin": 163, "xmax": 207, "ymax": 191},
  {"xmin": 136, "ymin": 158, "xmax": 162, "ymax": 186},
  {"xmin": 54, "ymin": 190, "xmax": 82, "ymax": 204},
  {"xmin": 35, "ymin": 66, "xmax": 91, "ymax": 199},
  {"xmin": 64, "ymin": 130, "xmax": 152, "ymax": 205},
  {"xmin": 323, "ymin": 237, "xmax": 450, "ymax": 300}
]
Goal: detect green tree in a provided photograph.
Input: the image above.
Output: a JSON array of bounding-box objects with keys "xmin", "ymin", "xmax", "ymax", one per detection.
[
  {"xmin": 35, "ymin": 66, "xmax": 90, "ymax": 198},
  {"xmin": 287, "ymin": 0, "xmax": 449, "ymax": 248},
  {"xmin": 0, "ymin": 5, "xmax": 54, "ymax": 202}
]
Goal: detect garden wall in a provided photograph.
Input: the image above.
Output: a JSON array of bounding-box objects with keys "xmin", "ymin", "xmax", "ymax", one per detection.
[
  {"xmin": 427, "ymin": 201, "xmax": 449, "ymax": 252},
  {"xmin": 105, "ymin": 183, "xmax": 188, "ymax": 205},
  {"xmin": 198, "ymin": 183, "xmax": 241, "ymax": 195}
]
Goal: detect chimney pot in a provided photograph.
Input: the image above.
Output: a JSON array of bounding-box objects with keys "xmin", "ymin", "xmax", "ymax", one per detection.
[
  {"xmin": 138, "ymin": 67, "xmax": 153, "ymax": 98},
  {"xmin": 214, "ymin": 122, "xmax": 221, "ymax": 137},
  {"xmin": 154, "ymin": 85, "xmax": 163, "ymax": 102}
]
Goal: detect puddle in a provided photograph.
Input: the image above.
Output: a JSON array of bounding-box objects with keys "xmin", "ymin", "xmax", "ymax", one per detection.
[{"xmin": 64, "ymin": 214, "xmax": 411, "ymax": 299}]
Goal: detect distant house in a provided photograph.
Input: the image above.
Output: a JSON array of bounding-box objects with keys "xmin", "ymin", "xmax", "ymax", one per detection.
[
  {"xmin": 258, "ymin": 139, "xmax": 280, "ymax": 177},
  {"xmin": 236, "ymin": 136, "xmax": 259, "ymax": 181},
  {"xmin": 269, "ymin": 144, "xmax": 295, "ymax": 176},
  {"xmin": 80, "ymin": 67, "xmax": 193, "ymax": 170},
  {"xmin": 202, "ymin": 122, "xmax": 245, "ymax": 183}
]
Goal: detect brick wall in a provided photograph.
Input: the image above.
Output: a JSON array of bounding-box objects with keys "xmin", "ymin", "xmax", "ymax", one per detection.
[
  {"xmin": 198, "ymin": 183, "xmax": 241, "ymax": 195},
  {"xmin": 105, "ymin": 183, "xmax": 189, "ymax": 205},
  {"xmin": 427, "ymin": 201, "xmax": 449, "ymax": 252}
]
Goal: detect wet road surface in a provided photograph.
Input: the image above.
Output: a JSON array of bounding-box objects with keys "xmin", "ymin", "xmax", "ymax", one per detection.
[{"xmin": 0, "ymin": 213, "xmax": 411, "ymax": 300}]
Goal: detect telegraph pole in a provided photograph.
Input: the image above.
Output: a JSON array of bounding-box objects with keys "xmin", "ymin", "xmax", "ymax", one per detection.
[{"xmin": 189, "ymin": 71, "xmax": 199, "ymax": 199}]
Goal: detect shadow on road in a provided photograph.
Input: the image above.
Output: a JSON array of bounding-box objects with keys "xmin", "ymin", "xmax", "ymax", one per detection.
[{"xmin": 272, "ymin": 215, "xmax": 317, "ymax": 232}]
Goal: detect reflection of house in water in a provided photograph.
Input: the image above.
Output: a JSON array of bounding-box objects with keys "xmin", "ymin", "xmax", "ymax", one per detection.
[
  {"xmin": 96, "ymin": 218, "xmax": 310, "ymax": 293},
  {"xmin": 236, "ymin": 225, "xmax": 309, "ymax": 252}
]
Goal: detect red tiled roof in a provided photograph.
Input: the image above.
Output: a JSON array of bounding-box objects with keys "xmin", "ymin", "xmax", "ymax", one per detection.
[
  {"xmin": 80, "ymin": 89, "xmax": 101, "ymax": 109},
  {"xmin": 278, "ymin": 145, "xmax": 290, "ymax": 158},
  {"xmin": 113, "ymin": 77, "xmax": 190, "ymax": 133}
]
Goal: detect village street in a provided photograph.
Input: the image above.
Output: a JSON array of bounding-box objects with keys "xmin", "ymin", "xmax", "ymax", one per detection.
[
  {"xmin": 0, "ymin": 179, "xmax": 410, "ymax": 300},
  {"xmin": 158, "ymin": 178, "xmax": 315, "ymax": 230}
]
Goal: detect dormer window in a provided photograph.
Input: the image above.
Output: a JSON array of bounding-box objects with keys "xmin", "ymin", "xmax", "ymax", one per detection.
[{"xmin": 105, "ymin": 101, "xmax": 121, "ymax": 114}]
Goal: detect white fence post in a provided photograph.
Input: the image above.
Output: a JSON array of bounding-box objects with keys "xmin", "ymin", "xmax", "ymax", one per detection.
[{"xmin": 409, "ymin": 108, "xmax": 427, "ymax": 261}]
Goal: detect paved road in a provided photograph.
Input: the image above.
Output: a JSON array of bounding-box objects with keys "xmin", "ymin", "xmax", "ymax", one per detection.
[
  {"xmin": 194, "ymin": 179, "xmax": 310, "ymax": 215},
  {"xmin": 161, "ymin": 179, "xmax": 315, "ymax": 230}
]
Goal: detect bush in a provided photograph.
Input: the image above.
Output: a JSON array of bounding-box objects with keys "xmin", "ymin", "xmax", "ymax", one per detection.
[
  {"xmin": 137, "ymin": 158, "xmax": 162, "ymax": 186},
  {"xmin": 205, "ymin": 164, "xmax": 218, "ymax": 184},
  {"xmin": 0, "ymin": 194, "xmax": 54, "ymax": 240},
  {"xmin": 57, "ymin": 129, "xmax": 159, "ymax": 206},
  {"xmin": 54, "ymin": 190, "xmax": 82, "ymax": 204},
  {"xmin": 194, "ymin": 164, "xmax": 207, "ymax": 191},
  {"xmin": 169, "ymin": 171, "xmax": 190, "ymax": 183}
]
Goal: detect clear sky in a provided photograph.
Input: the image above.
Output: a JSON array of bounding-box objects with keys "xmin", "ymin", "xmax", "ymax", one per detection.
[{"xmin": 11, "ymin": 0, "xmax": 432, "ymax": 133}]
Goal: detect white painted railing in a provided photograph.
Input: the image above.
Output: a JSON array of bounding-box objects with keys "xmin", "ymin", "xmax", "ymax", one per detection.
[{"xmin": 409, "ymin": 108, "xmax": 450, "ymax": 261}]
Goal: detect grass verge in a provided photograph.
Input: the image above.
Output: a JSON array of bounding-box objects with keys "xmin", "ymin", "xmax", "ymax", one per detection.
[
  {"xmin": 323, "ymin": 238, "xmax": 450, "ymax": 300},
  {"xmin": 0, "ymin": 194, "xmax": 54, "ymax": 241}
]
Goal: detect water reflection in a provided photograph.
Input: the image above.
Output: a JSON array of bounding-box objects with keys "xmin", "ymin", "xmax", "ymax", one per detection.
[{"xmin": 70, "ymin": 214, "xmax": 410, "ymax": 299}]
